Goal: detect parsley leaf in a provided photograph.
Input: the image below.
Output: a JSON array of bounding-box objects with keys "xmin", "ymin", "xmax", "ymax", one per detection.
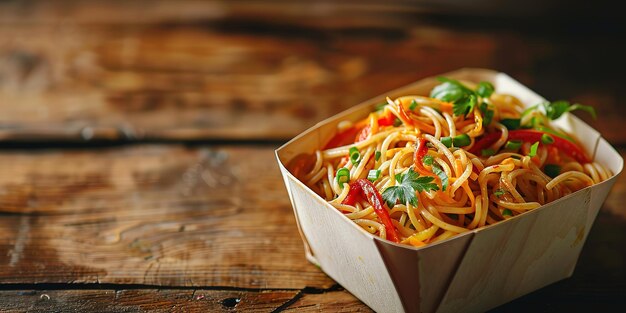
[
  {"xmin": 422, "ymin": 155, "xmax": 448, "ymax": 191},
  {"xmin": 453, "ymin": 94, "xmax": 477, "ymax": 117},
  {"xmin": 431, "ymin": 77, "xmax": 489, "ymax": 117},
  {"xmin": 542, "ymin": 100, "xmax": 597, "ymax": 120},
  {"xmin": 430, "ymin": 77, "xmax": 472, "ymax": 102},
  {"xmin": 479, "ymin": 102, "xmax": 494, "ymax": 126},
  {"xmin": 476, "ymin": 81, "xmax": 495, "ymax": 98},
  {"xmin": 382, "ymin": 168, "xmax": 438, "ymax": 208}
]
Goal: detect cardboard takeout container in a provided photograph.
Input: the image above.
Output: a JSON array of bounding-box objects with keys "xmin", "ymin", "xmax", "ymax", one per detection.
[{"xmin": 275, "ymin": 68, "xmax": 623, "ymax": 313}]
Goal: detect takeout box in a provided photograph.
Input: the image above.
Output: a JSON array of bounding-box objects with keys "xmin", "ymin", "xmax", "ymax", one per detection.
[{"xmin": 275, "ymin": 68, "xmax": 623, "ymax": 313}]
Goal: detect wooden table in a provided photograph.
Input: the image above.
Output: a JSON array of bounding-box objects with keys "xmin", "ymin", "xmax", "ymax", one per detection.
[{"xmin": 1, "ymin": 1, "xmax": 624, "ymax": 312}]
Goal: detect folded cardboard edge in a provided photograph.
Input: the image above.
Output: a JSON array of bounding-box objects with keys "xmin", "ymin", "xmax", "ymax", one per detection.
[
  {"xmin": 275, "ymin": 151, "xmax": 319, "ymax": 265},
  {"xmin": 275, "ymin": 68, "xmax": 624, "ymax": 312}
]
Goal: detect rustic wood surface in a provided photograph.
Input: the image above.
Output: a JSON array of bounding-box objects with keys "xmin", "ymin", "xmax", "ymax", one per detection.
[
  {"xmin": 0, "ymin": 1, "xmax": 624, "ymax": 312},
  {"xmin": 1, "ymin": 1, "xmax": 624, "ymax": 143}
]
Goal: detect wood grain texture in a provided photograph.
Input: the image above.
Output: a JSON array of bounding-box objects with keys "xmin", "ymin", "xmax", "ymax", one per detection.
[
  {"xmin": 0, "ymin": 2, "xmax": 624, "ymax": 312},
  {"xmin": 0, "ymin": 289, "xmax": 298, "ymax": 312},
  {"xmin": 0, "ymin": 287, "xmax": 372, "ymax": 313},
  {"xmin": 0, "ymin": 145, "xmax": 334, "ymax": 289},
  {"xmin": 0, "ymin": 24, "xmax": 498, "ymax": 142},
  {"xmin": 0, "ymin": 145, "xmax": 624, "ymax": 311},
  {"xmin": 0, "ymin": 2, "xmax": 623, "ymax": 143}
]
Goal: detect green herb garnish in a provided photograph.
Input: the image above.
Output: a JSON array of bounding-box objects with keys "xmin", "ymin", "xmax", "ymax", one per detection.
[
  {"xmin": 505, "ymin": 140, "xmax": 522, "ymax": 150},
  {"xmin": 367, "ymin": 169, "xmax": 381, "ymax": 182},
  {"xmin": 430, "ymin": 77, "xmax": 487, "ymax": 117},
  {"xmin": 542, "ymin": 100, "xmax": 596, "ymax": 120},
  {"xmin": 528, "ymin": 141, "xmax": 539, "ymax": 157},
  {"xmin": 349, "ymin": 147, "xmax": 360, "ymax": 165},
  {"xmin": 423, "ymin": 155, "xmax": 448, "ymax": 191},
  {"xmin": 336, "ymin": 168, "xmax": 350, "ymax": 186},
  {"xmin": 481, "ymin": 149, "xmax": 495, "ymax": 157},
  {"xmin": 382, "ymin": 168, "xmax": 438, "ymax": 207},
  {"xmin": 440, "ymin": 134, "xmax": 471, "ymax": 148},
  {"xmin": 541, "ymin": 133, "xmax": 554, "ymax": 144}
]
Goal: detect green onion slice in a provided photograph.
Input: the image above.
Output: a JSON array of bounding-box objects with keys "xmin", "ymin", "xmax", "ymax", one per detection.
[
  {"xmin": 349, "ymin": 147, "xmax": 360, "ymax": 165},
  {"xmin": 541, "ymin": 133, "xmax": 554, "ymax": 144},
  {"xmin": 440, "ymin": 136, "xmax": 453, "ymax": 148},
  {"xmin": 528, "ymin": 141, "xmax": 539, "ymax": 157},
  {"xmin": 453, "ymin": 134, "xmax": 471, "ymax": 147},
  {"xmin": 367, "ymin": 169, "xmax": 381, "ymax": 182},
  {"xmin": 481, "ymin": 149, "xmax": 495, "ymax": 157},
  {"xmin": 505, "ymin": 140, "xmax": 522, "ymax": 150},
  {"xmin": 440, "ymin": 134, "xmax": 471, "ymax": 148},
  {"xmin": 336, "ymin": 168, "xmax": 350, "ymax": 186}
]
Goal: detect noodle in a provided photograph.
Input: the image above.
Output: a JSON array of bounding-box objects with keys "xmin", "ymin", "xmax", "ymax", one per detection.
[{"xmin": 288, "ymin": 78, "xmax": 611, "ymax": 248}]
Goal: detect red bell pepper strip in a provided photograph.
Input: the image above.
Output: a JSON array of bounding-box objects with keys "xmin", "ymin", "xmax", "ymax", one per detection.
[
  {"xmin": 377, "ymin": 111, "xmax": 396, "ymax": 126},
  {"xmin": 341, "ymin": 179, "xmax": 400, "ymax": 243},
  {"xmin": 469, "ymin": 130, "xmax": 590, "ymax": 163},
  {"xmin": 355, "ymin": 124, "xmax": 371, "ymax": 142},
  {"xmin": 468, "ymin": 132, "xmax": 500, "ymax": 155},
  {"xmin": 323, "ymin": 126, "xmax": 361, "ymax": 149},
  {"xmin": 413, "ymin": 138, "xmax": 428, "ymax": 169},
  {"xmin": 324, "ymin": 111, "xmax": 397, "ymax": 149}
]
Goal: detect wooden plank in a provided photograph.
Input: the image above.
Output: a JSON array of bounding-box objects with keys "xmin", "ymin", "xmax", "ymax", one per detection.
[
  {"xmin": 0, "ymin": 145, "xmax": 624, "ymax": 293},
  {"xmin": 0, "ymin": 23, "xmax": 502, "ymax": 142},
  {"xmin": 0, "ymin": 145, "xmax": 623, "ymax": 309},
  {"xmin": 0, "ymin": 288, "xmax": 372, "ymax": 313},
  {"xmin": 0, "ymin": 281, "xmax": 623, "ymax": 313},
  {"xmin": 0, "ymin": 145, "xmax": 334, "ymax": 288},
  {"xmin": 0, "ymin": 21, "xmax": 623, "ymax": 144},
  {"xmin": 0, "ymin": 289, "xmax": 299, "ymax": 312}
]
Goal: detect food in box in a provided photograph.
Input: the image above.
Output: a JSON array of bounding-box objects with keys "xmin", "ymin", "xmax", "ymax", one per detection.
[{"xmin": 276, "ymin": 68, "xmax": 622, "ymax": 313}]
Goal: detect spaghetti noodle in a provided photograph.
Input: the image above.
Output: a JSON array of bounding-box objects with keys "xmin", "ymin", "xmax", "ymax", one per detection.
[{"xmin": 288, "ymin": 77, "xmax": 609, "ymax": 247}]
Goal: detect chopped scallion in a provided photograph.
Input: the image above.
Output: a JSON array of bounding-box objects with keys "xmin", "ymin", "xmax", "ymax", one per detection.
[
  {"xmin": 541, "ymin": 133, "xmax": 554, "ymax": 144},
  {"xmin": 453, "ymin": 134, "xmax": 471, "ymax": 147},
  {"xmin": 481, "ymin": 149, "xmax": 495, "ymax": 157},
  {"xmin": 502, "ymin": 209, "xmax": 513, "ymax": 216},
  {"xmin": 440, "ymin": 134, "xmax": 471, "ymax": 148},
  {"xmin": 367, "ymin": 169, "xmax": 381, "ymax": 182},
  {"xmin": 375, "ymin": 151, "xmax": 381, "ymax": 161},
  {"xmin": 440, "ymin": 136, "xmax": 453, "ymax": 148},
  {"xmin": 409, "ymin": 99, "xmax": 418, "ymax": 110},
  {"xmin": 528, "ymin": 141, "xmax": 539, "ymax": 157},
  {"xmin": 505, "ymin": 140, "xmax": 522, "ymax": 150},
  {"xmin": 336, "ymin": 168, "xmax": 350, "ymax": 186},
  {"xmin": 349, "ymin": 147, "xmax": 360, "ymax": 165}
]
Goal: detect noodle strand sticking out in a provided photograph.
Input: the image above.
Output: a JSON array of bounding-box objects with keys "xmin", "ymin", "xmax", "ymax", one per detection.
[{"xmin": 288, "ymin": 77, "xmax": 610, "ymax": 247}]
